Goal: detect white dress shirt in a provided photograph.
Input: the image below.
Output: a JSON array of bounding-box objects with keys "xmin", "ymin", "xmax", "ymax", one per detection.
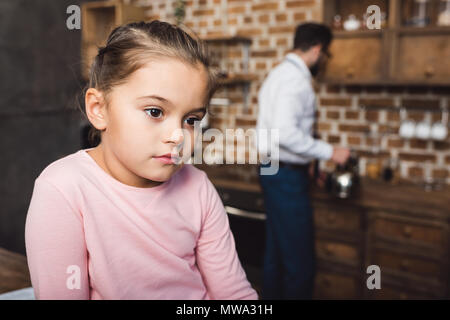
[{"xmin": 256, "ymin": 52, "xmax": 333, "ymax": 164}]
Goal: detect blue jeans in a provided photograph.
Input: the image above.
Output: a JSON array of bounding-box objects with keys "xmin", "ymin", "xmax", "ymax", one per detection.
[{"xmin": 258, "ymin": 163, "xmax": 316, "ymax": 299}]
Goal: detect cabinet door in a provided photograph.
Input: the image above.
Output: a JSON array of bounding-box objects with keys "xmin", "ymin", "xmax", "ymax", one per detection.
[
  {"xmin": 393, "ymin": 31, "xmax": 450, "ymax": 83},
  {"xmin": 316, "ymin": 238, "xmax": 360, "ymax": 268},
  {"xmin": 323, "ymin": 32, "xmax": 386, "ymax": 83},
  {"xmin": 370, "ymin": 211, "xmax": 448, "ymax": 256},
  {"xmin": 314, "ymin": 270, "xmax": 361, "ymax": 299},
  {"xmin": 313, "ymin": 202, "xmax": 363, "ymax": 234}
]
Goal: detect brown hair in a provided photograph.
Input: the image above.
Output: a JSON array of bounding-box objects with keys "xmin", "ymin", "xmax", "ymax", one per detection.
[{"xmin": 78, "ymin": 20, "xmax": 218, "ymax": 146}]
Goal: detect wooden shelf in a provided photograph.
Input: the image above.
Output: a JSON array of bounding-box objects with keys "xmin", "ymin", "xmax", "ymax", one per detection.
[
  {"xmin": 200, "ymin": 35, "xmax": 252, "ymax": 44},
  {"xmin": 80, "ymin": 0, "xmax": 145, "ymax": 80},
  {"xmin": 320, "ymin": 0, "xmax": 450, "ymax": 86},
  {"xmin": 322, "ymin": 78, "xmax": 450, "ymax": 87},
  {"xmin": 395, "ymin": 26, "xmax": 450, "ymax": 35},
  {"xmin": 332, "ymin": 29, "xmax": 384, "ymax": 37},
  {"xmin": 217, "ymin": 74, "xmax": 258, "ymax": 86}
]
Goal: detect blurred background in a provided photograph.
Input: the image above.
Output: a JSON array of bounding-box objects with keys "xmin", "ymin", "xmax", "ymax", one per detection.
[{"xmin": 0, "ymin": 0, "xmax": 449, "ymax": 299}]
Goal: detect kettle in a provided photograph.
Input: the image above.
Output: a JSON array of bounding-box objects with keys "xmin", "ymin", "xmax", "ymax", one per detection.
[{"xmin": 326, "ymin": 152, "xmax": 360, "ymax": 199}]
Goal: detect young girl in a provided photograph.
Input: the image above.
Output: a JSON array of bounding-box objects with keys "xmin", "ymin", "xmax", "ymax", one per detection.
[{"xmin": 25, "ymin": 20, "xmax": 258, "ymax": 300}]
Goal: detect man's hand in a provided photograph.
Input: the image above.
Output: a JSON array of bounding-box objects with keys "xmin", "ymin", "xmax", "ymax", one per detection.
[{"xmin": 331, "ymin": 147, "xmax": 351, "ymax": 165}]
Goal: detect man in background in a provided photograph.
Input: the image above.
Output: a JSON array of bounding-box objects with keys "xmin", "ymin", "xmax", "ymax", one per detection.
[{"xmin": 256, "ymin": 23, "xmax": 350, "ymax": 299}]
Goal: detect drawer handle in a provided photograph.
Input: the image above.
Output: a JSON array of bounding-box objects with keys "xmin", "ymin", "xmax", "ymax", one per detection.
[
  {"xmin": 346, "ymin": 67, "xmax": 355, "ymax": 78},
  {"xmin": 325, "ymin": 245, "xmax": 334, "ymax": 256},
  {"xmin": 321, "ymin": 278, "xmax": 332, "ymax": 288},
  {"xmin": 400, "ymin": 260, "xmax": 410, "ymax": 271},
  {"xmin": 326, "ymin": 213, "xmax": 337, "ymax": 224},
  {"xmin": 424, "ymin": 66, "xmax": 435, "ymax": 78},
  {"xmin": 403, "ymin": 226, "xmax": 413, "ymax": 238}
]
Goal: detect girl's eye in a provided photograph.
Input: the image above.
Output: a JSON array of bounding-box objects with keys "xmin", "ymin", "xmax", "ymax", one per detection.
[
  {"xmin": 185, "ymin": 117, "xmax": 200, "ymax": 126},
  {"xmin": 145, "ymin": 108, "xmax": 163, "ymax": 119}
]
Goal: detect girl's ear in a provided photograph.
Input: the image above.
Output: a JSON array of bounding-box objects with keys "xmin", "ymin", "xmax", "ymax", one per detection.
[{"xmin": 85, "ymin": 88, "xmax": 108, "ymax": 131}]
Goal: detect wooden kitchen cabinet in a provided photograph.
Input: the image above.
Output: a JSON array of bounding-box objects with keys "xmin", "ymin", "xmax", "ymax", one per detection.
[
  {"xmin": 324, "ymin": 31, "xmax": 386, "ymax": 83},
  {"xmin": 312, "ymin": 200, "xmax": 366, "ymax": 299},
  {"xmin": 320, "ymin": 0, "xmax": 450, "ymax": 85},
  {"xmin": 365, "ymin": 209, "xmax": 449, "ymax": 299},
  {"xmin": 314, "ymin": 267, "xmax": 361, "ymax": 299},
  {"xmin": 391, "ymin": 29, "xmax": 450, "ymax": 83},
  {"xmin": 198, "ymin": 164, "xmax": 450, "ymax": 299}
]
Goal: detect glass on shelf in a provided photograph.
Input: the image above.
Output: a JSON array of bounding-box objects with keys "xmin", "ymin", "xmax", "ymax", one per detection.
[
  {"xmin": 438, "ymin": 0, "xmax": 450, "ymax": 26},
  {"xmin": 422, "ymin": 161, "xmax": 435, "ymax": 191},
  {"xmin": 367, "ymin": 158, "xmax": 381, "ymax": 179},
  {"xmin": 382, "ymin": 157, "xmax": 400, "ymax": 184},
  {"xmin": 365, "ymin": 131, "xmax": 382, "ymax": 180},
  {"xmin": 332, "ymin": 14, "xmax": 343, "ymax": 30},
  {"xmin": 414, "ymin": 161, "xmax": 447, "ymax": 191},
  {"xmin": 405, "ymin": 0, "xmax": 431, "ymax": 27},
  {"xmin": 380, "ymin": 12, "xmax": 388, "ymax": 28}
]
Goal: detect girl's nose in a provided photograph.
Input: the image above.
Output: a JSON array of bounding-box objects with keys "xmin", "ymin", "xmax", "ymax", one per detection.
[{"xmin": 165, "ymin": 125, "xmax": 185, "ymax": 146}]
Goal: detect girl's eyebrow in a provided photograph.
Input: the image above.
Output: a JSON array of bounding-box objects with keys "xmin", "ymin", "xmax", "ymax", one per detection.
[
  {"xmin": 137, "ymin": 95, "xmax": 207, "ymax": 114},
  {"xmin": 137, "ymin": 95, "xmax": 169, "ymax": 103},
  {"xmin": 190, "ymin": 107, "xmax": 207, "ymax": 114}
]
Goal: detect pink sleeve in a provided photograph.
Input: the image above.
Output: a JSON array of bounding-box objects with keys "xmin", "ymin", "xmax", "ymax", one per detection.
[
  {"xmin": 25, "ymin": 178, "xmax": 90, "ymax": 300},
  {"xmin": 195, "ymin": 174, "xmax": 259, "ymax": 300}
]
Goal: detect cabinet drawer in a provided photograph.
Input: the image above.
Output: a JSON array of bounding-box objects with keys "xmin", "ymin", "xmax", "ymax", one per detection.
[
  {"xmin": 316, "ymin": 238, "xmax": 359, "ymax": 267},
  {"xmin": 314, "ymin": 205, "xmax": 361, "ymax": 233},
  {"xmin": 314, "ymin": 271, "xmax": 360, "ymax": 299},
  {"xmin": 371, "ymin": 213, "xmax": 447, "ymax": 251},
  {"xmin": 368, "ymin": 285, "xmax": 439, "ymax": 300},
  {"xmin": 371, "ymin": 249, "xmax": 444, "ymax": 281}
]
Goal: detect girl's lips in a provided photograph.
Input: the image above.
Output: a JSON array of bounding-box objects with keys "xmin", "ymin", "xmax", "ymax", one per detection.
[{"xmin": 153, "ymin": 155, "xmax": 178, "ymax": 164}]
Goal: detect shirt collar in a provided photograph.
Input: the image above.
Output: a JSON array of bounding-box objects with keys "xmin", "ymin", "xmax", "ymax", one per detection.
[{"xmin": 285, "ymin": 52, "xmax": 312, "ymax": 79}]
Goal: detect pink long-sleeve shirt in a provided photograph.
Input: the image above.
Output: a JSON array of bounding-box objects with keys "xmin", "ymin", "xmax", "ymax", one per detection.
[{"xmin": 25, "ymin": 149, "xmax": 258, "ymax": 300}]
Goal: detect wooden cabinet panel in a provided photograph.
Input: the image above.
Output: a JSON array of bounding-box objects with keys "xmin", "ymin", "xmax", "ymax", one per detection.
[
  {"xmin": 371, "ymin": 249, "xmax": 443, "ymax": 280},
  {"xmin": 314, "ymin": 204, "xmax": 362, "ymax": 233},
  {"xmin": 316, "ymin": 238, "xmax": 360, "ymax": 267},
  {"xmin": 371, "ymin": 212, "xmax": 447, "ymax": 252},
  {"xmin": 314, "ymin": 271, "xmax": 360, "ymax": 299},
  {"xmin": 367, "ymin": 285, "xmax": 439, "ymax": 300},
  {"xmin": 320, "ymin": 0, "xmax": 450, "ymax": 85},
  {"xmin": 394, "ymin": 33, "xmax": 450, "ymax": 82},
  {"xmin": 324, "ymin": 35, "xmax": 384, "ymax": 82}
]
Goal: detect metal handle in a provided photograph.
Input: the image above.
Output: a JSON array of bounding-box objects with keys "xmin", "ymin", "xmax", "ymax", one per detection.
[
  {"xmin": 224, "ymin": 205, "xmax": 266, "ymax": 221},
  {"xmin": 424, "ymin": 66, "xmax": 435, "ymax": 78},
  {"xmin": 346, "ymin": 67, "xmax": 355, "ymax": 78}
]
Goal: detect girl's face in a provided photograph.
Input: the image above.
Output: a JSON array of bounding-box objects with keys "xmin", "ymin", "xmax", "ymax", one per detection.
[{"xmin": 91, "ymin": 58, "xmax": 208, "ymax": 188}]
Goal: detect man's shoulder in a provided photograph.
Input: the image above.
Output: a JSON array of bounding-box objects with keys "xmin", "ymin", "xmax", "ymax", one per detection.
[{"xmin": 266, "ymin": 59, "xmax": 307, "ymax": 85}]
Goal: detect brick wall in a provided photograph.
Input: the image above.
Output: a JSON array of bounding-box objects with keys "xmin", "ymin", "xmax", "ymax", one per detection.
[{"xmin": 127, "ymin": 0, "xmax": 450, "ymax": 185}]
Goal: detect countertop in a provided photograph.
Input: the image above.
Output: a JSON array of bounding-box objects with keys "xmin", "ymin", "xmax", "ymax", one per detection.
[
  {"xmin": 195, "ymin": 164, "xmax": 450, "ymax": 220},
  {"xmin": 0, "ymin": 247, "xmax": 31, "ymax": 294}
]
